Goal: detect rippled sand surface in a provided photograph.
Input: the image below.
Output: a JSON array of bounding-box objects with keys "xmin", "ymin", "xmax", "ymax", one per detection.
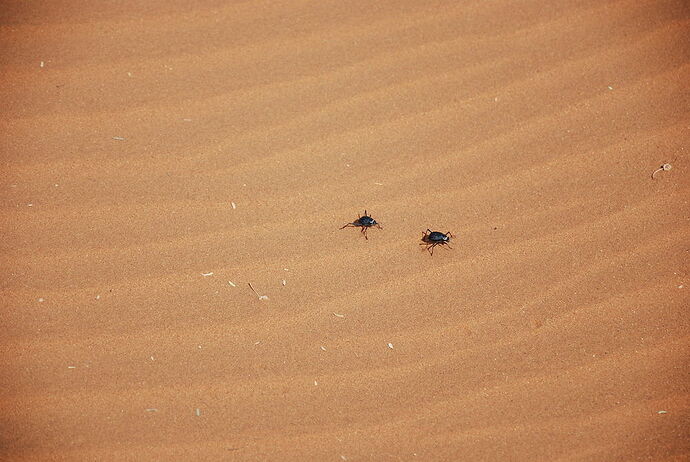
[{"xmin": 1, "ymin": 1, "xmax": 688, "ymax": 460}]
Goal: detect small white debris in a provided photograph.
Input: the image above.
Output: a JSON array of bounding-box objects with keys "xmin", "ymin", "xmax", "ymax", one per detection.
[
  {"xmin": 183, "ymin": 118, "xmax": 192, "ymax": 122},
  {"xmin": 127, "ymin": 72, "xmax": 132, "ymax": 77},
  {"xmin": 231, "ymin": 202, "xmax": 237, "ymax": 209},
  {"xmin": 320, "ymin": 346, "xmax": 327, "ymax": 351},
  {"xmin": 146, "ymin": 408, "xmax": 158, "ymax": 412},
  {"xmin": 314, "ymin": 380, "xmax": 318, "ymax": 386},
  {"xmin": 679, "ymin": 285, "xmax": 684, "ymax": 289},
  {"xmin": 284, "ymin": 268, "xmax": 289, "ymax": 271},
  {"xmin": 95, "ymin": 295, "xmax": 101, "ymax": 300},
  {"xmin": 112, "ymin": 136, "xmax": 125, "ymax": 141},
  {"xmin": 387, "ymin": 343, "xmax": 394, "ymax": 349},
  {"xmin": 201, "ymin": 272, "xmax": 213, "ymax": 277},
  {"xmin": 607, "ymin": 85, "xmax": 613, "ymax": 90},
  {"xmin": 40, "ymin": 61, "xmax": 45, "ymax": 68},
  {"xmin": 494, "ymin": 96, "xmax": 498, "ymax": 102},
  {"xmin": 281, "ymin": 279, "xmax": 286, "ymax": 286},
  {"xmin": 54, "ymin": 184, "xmax": 59, "ymax": 187},
  {"xmin": 150, "ymin": 356, "xmax": 155, "ymax": 360},
  {"xmin": 228, "ymin": 281, "xmax": 236, "ymax": 287},
  {"xmin": 652, "ymin": 163, "xmax": 672, "ymax": 179},
  {"xmin": 658, "ymin": 410, "xmax": 668, "ymax": 414},
  {"xmin": 67, "ymin": 366, "xmax": 76, "ymax": 369},
  {"xmin": 254, "ymin": 341, "xmax": 261, "ymax": 345},
  {"xmin": 195, "ymin": 408, "xmax": 201, "ymax": 416},
  {"xmin": 341, "ymin": 456, "xmax": 347, "ymax": 461},
  {"xmin": 38, "ymin": 298, "xmax": 45, "ymax": 302},
  {"xmin": 27, "ymin": 203, "xmax": 33, "ymax": 207},
  {"xmin": 374, "ymin": 182, "xmax": 383, "ymax": 185},
  {"xmin": 198, "ymin": 345, "xmax": 202, "ymax": 349},
  {"xmin": 258, "ymin": 295, "xmax": 269, "ymax": 301},
  {"xmin": 333, "ymin": 313, "xmax": 345, "ymax": 318}
]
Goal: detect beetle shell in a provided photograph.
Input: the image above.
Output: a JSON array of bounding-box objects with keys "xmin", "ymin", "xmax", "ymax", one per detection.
[
  {"xmin": 427, "ymin": 231, "xmax": 449, "ymax": 242},
  {"xmin": 356, "ymin": 216, "xmax": 377, "ymax": 227}
]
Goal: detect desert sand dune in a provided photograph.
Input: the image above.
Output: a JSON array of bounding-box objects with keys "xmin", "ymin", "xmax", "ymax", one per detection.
[{"xmin": 1, "ymin": 0, "xmax": 688, "ymax": 460}]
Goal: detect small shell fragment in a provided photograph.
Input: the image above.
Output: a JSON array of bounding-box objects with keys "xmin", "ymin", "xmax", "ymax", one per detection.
[{"xmin": 387, "ymin": 343, "xmax": 394, "ymax": 349}]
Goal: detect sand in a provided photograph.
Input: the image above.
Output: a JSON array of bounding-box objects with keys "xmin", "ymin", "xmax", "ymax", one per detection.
[{"xmin": 1, "ymin": 0, "xmax": 688, "ymax": 460}]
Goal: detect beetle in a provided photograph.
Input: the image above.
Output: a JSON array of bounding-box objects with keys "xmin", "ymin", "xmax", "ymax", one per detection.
[
  {"xmin": 340, "ymin": 210, "xmax": 382, "ymax": 240},
  {"xmin": 420, "ymin": 229, "xmax": 453, "ymax": 255}
]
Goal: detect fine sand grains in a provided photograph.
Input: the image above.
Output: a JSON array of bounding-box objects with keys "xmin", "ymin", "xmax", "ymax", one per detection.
[{"xmin": 1, "ymin": 0, "xmax": 688, "ymax": 461}]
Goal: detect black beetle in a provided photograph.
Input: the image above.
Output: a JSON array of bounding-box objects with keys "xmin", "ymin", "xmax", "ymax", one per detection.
[
  {"xmin": 420, "ymin": 229, "xmax": 453, "ymax": 255},
  {"xmin": 340, "ymin": 210, "xmax": 382, "ymax": 240}
]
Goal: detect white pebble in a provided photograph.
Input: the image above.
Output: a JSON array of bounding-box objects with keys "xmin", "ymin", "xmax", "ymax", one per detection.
[{"xmin": 387, "ymin": 343, "xmax": 394, "ymax": 349}]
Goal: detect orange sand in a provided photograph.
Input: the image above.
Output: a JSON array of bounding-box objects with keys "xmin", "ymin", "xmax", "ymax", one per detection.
[{"xmin": 1, "ymin": 1, "xmax": 688, "ymax": 460}]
